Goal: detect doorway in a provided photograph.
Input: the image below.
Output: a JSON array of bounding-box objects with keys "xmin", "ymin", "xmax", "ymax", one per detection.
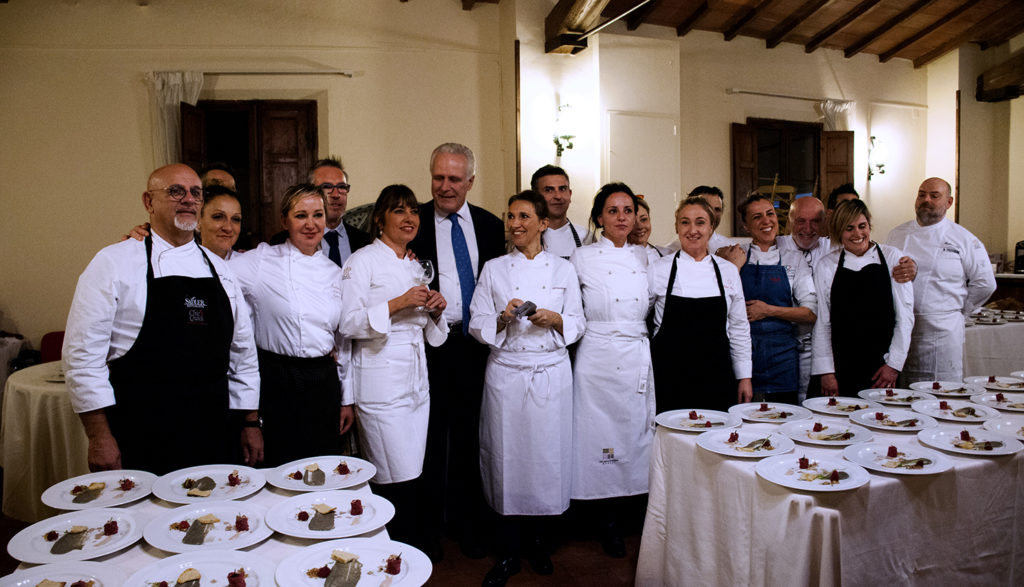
[{"xmin": 181, "ymin": 100, "xmax": 318, "ymax": 247}]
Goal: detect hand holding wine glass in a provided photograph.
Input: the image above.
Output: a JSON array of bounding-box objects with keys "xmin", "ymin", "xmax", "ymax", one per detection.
[{"xmin": 412, "ymin": 260, "xmax": 435, "ymax": 311}]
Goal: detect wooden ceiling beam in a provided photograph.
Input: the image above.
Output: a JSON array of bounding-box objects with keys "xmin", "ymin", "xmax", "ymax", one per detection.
[
  {"xmin": 627, "ymin": 0, "xmax": 662, "ymax": 31},
  {"xmin": 544, "ymin": 0, "xmax": 610, "ymax": 54},
  {"xmin": 723, "ymin": 0, "xmax": 775, "ymax": 42},
  {"xmin": 675, "ymin": 0, "xmax": 709, "ymax": 37},
  {"xmin": 912, "ymin": 3, "xmax": 1023, "ymax": 68},
  {"xmin": 976, "ymin": 50, "xmax": 1024, "ymax": 102},
  {"xmin": 978, "ymin": 12, "xmax": 1024, "ymax": 50},
  {"xmin": 844, "ymin": 0, "xmax": 937, "ymax": 59},
  {"xmin": 766, "ymin": 0, "xmax": 830, "ymax": 49},
  {"xmin": 805, "ymin": 0, "xmax": 881, "ymax": 53},
  {"xmin": 878, "ymin": 0, "xmax": 983, "ymax": 63}
]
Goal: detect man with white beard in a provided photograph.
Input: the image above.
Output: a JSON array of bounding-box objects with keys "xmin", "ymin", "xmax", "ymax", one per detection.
[
  {"xmin": 64, "ymin": 164, "xmax": 262, "ymax": 475},
  {"xmin": 886, "ymin": 177, "xmax": 995, "ymax": 383}
]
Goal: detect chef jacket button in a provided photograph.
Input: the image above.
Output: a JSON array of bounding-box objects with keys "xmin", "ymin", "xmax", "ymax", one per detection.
[{"xmin": 615, "ymin": 298, "xmax": 620, "ymax": 302}]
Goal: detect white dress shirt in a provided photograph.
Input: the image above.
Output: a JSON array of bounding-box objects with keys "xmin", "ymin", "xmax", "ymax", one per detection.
[
  {"xmin": 229, "ymin": 241, "xmax": 350, "ymax": 404},
  {"xmin": 320, "ymin": 223, "xmax": 354, "ymax": 265},
  {"xmin": 63, "ymin": 232, "xmax": 260, "ymax": 413},
  {"xmin": 648, "ymin": 251, "xmax": 752, "ymax": 379},
  {"xmin": 811, "ymin": 244, "xmax": 915, "ymax": 375},
  {"xmin": 544, "ymin": 221, "xmax": 587, "ymax": 258},
  {"xmin": 433, "ymin": 203, "xmax": 480, "ymax": 325}
]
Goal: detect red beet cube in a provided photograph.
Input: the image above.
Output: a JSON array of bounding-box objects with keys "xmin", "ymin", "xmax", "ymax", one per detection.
[
  {"xmin": 350, "ymin": 499, "xmax": 363, "ymax": 515},
  {"xmin": 386, "ymin": 555, "xmax": 402, "ymax": 575},
  {"xmin": 235, "ymin": 515, "xmax": 249, "ymax": 532},
  {"xmin": 227, "ymin": 570, "xmax": 246, "ymax": 587},
  {"xmin": 728, "ymin": 432, "xmax": 738, "ymax": 443},
  {"xmin": 759, "ymin": 403, "xmax": 769, "ymax": 411},
  {"xmin": 812, "ymin": 422, "xmax": 823, "ymax": 432},
  {"xmin": 939, "ymin": 401, "xmax": 950, "ymax": 410},
  {"xmin": 887, "ymin": 446, "xmax": 898, "ymax": 458},
  {"xmin": 798, "ymin": 456, "xmax": 809, "ymax": 469},
  {"xmin": 960, "ymin": 430, "xmax": 971, "ymax": 441},
  {"xmin": 103, "ymin": 520, "xmax": 118, "ymax": 536},
  {"xmin": 297, "ymin": 511, "xmax": 309, "ymax": 521},
  {"xmin": 875, "ymin": 412, "xmax": 886, "ymax": 421},
  {"xmin": 688, "ymin": 410, "xmax": 699, "ymax": 420},
  {"xmin": 932, "ymin": 381, "xmax": 941, "ymax": 390}
]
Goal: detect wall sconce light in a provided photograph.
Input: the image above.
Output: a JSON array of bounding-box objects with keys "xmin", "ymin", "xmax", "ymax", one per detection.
[
  {"xmin": 553, "ymin": 103, "xmax": 575, "ymax": 158},
  {"xmin": 868, "ymin": 135, "xmax": 888, "ymax": 180}
]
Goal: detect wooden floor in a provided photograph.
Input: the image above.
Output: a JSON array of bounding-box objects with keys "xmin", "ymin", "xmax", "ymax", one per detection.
[{"xmin": 0, "ymin": 516, "xmax": 642, "ymax": 586}]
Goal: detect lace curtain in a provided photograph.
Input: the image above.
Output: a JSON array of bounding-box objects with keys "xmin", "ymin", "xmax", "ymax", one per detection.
[
  {"xmin": 146, "ymin": 71, "xmax": 204, "ymax": 167},
  {"xmin": 816, "ymin": 99, "xmax": 852, "ymax": 131}
]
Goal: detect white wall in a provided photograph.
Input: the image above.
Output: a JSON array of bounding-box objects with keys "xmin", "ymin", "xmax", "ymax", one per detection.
[{"xmin": 0, "ymin": 0, "xmax": 506, "ymax": 346}]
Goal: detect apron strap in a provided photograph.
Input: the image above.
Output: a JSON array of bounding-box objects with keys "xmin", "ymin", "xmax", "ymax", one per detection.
[{"xmin": 569, "ymin": 223, "xmax": 582, "ymax": 248}]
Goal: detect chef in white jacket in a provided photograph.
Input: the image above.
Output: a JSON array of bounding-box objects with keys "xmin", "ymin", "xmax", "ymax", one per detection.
[
  {"xmin": 885, "ymin": 178, "xmax": 995, "ymax": 383},
  {"xmin": 340, "ymin": 185, "xmax": 447, "ymax": 546},
  {"xmin": 469, "ymin": 190, "xmax": 585, "ymax": 584},
  {"xmin": 570, "ymin": 183, "xmax": 654, "ymax": 560}
]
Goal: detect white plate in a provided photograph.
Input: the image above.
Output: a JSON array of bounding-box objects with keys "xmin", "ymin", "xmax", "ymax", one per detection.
[
  {"xmin": 917, "ymin": 428, "xmax": 1022, "ymax": 456},
  {"xmin": 911, "ymin": 399, "xmax": 999, "ymax": 423},
  {"xmin": 654, "ymin": 409, "xmax": 740, "ymax": 432},
  {"xmin": 983, "ymin": 416, "xmax": 1024, "ymax": 441},
  {"xmin": 276, "ymin": 538, "xmax": 431, "ymax": 587},
  {"xmin": 7, "ymin": 508, "xmax": 141, "ymax": 564},
  {"xmin": 695, "ymin": 429, "xmax": 794, "ymax": 458},
  {"xmin": 964, "ymin": 375, "xmax": 1024, "ymax": 392},
  {"xmin": 755, "ymin": 454, "xmax": 870, "ymax": 492},
  {"xmin": 41, "ymin": 470, "xmax": 156, "ymax": 511},
  {"xmin": 908, "ymin": 380, "xmax": 981, "ymax": 398},
  {"xmin": 727, "ymin": 402, "xmax": 812, "ymax": 423},
  {"xmin": 971, "ymin": 392, "xmax": 1024, "ymax": 413},
  {"xmin": 1010, "ymin": 371, "xmax": 1024, "ymax": 379},
  {"xmin": 841, "ymin": 442, "xmax": 953, "ymax": 475},
  {"xmin": 0, "ymin": 561, "xmax": 127, "ymax": 587},
  {"xmin": 267, "ymin": 455, "xmax": 377, "ymax": 491},
  {"xmin": 857, "ymin": 388, "xmax": 935, "ymax": 405},
  {"xmin": 779, "ymin": 420, "xmax": 872, "ymax": 446},
  {"xmin": 801, "ymin": 396, "xmax": 880, "ymax": 416},
  {"xmin": 143, "ymin": 500, "xmax": 273, "ymax": 554},
  {"xmin": 973, "ymin": 318, "xmax": 1007, "ymax": 326},
  {"xmin": 124, "ymin": 549, "xmax": 276, "ymax": 586},
  {"xmin": 265, "ymin": 489, "xmax": 395, "ymax": 539},
  {"xmin": 153, "ymin": 464, "xmax": 265, "ymax": 504},
  {"xmin": 849, "ymin": 408, "xmax": 938, "ymax": 432}
]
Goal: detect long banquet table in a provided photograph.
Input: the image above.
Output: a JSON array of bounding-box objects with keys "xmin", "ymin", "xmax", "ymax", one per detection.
[
  {"xmin": 11, "ymin": 481, "xmax": 389, "ymax": 576},
  {"xmin": 635, "ymin": 416, "xmax": 1024, "ymax": 586},
  {"xmin": 963, "ymin": 320, "xmax": 1024, "ymax": 376}
]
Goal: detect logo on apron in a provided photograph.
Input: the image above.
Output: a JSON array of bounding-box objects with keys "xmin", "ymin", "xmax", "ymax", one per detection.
[
  {"xmin": 185, "ymin": 296, "xmax": 208, "ymax": 325},
  {"xmin": 601, "ymin": 447, "xmax": 619, "ymax": 463}
]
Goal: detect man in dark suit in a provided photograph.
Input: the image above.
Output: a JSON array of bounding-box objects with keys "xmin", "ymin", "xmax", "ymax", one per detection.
[
  {"xmin": 409, "ymin": 142, "xmax": 505, "ymax": 562},
  {"xmin": 269, "ymin": 157, "xmax": 371, "ymax": 263}
]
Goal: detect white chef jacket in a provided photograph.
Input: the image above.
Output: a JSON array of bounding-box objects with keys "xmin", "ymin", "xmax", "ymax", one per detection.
[
  {"xmin": 340, "ymin": 239, "xmax": 448, "ymax": 484},
  {"xmin": 885, "ymin": 217, "xmax": 995, "ymax": 316},
  {"xmin": 648, "ymin": 251, "xmax": 752, "ymax": 379},
  {"xmin": 228, "ymin": 241, "xmax": 351, "ymax": 404},
  {"xmin": 775, "ymin": 235, "xmax": 831, "ymax": 398},
  {"xmin": 776, "ymin": 235, "xmax": 835, "ymax": 269},
  {"xmin": 63, "ymin": 232, "xmax": 260, "ymax": 414},
  {"xmin": 663, "ymin": 231, "xmax": 736, "ymax": 255},
  {"xmin": 543, "ymin": 221, "xmax": 587, "ymax": 259},
  {"xmin": 642, "ymin": 243, "xmax": 669, "ymax": 265},
  {"xmin": 468, "ymin": 249, "xmax": 585, "ymax": 515},
  {"xmin": 569, "ymin": 238, "xmax": 655, "ymax": 499},
  {"xmin": 811, "ymin": 244, "xmax": 915, "ymax": 375},
  {"xmin": 433, "ymin": 203, "xmax": 480, "ymax": 326}
]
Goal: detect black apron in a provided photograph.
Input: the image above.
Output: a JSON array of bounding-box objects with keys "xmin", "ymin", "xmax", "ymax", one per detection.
[
  {"xmin": 106, "ymin": 236, "xmax": 234, "ymax": 475},
  {"xmin": 257, "ymin": 349, "xmax": 341, "ymax": 467},
  {"xmin": 651, "ymin": 252, "xmax": 736, "ymax": 413},
  {"xmin": 830, "ymin": 244, "xmax": 896, "ymax": 397}
]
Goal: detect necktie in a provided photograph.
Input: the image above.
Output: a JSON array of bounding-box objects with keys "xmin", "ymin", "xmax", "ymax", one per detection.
[
  {"xmin": 324, "ymin": 230, "xmax": 341, "ymax": 266},
  {"xmin": 449, "ymin": 213, "xmax": 475, "ymax": 334}
]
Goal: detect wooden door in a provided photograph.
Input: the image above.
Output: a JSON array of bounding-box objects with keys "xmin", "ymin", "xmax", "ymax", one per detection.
[
  {"xmin": 822, "ymin": 131, "xmax": 854, "ymax": 195},
  {"xmin": 257, "ymin": 101, "xmax": 317, "ymax": 244},
  {"xmin": 180, "ymin": 102, "xmax": 206, "ymax": 172},
  {"xmin": 731, "ymin": 123, "xmax": 757, "ymax": 236}
]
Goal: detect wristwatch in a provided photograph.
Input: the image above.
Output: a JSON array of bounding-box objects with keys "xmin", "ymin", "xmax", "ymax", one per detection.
[{"xmin": 242, "ymin": 417, "xmax": 263, "ymax": 429}]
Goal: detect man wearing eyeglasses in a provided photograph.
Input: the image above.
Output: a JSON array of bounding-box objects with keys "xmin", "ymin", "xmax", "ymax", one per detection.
[
  {"xmin": 269, "ymin": 157, "xmax": 371, "ymax": 265},
  {"xmin": 64, "ymin": 164, "xmax": 262, "ymax": 476}
]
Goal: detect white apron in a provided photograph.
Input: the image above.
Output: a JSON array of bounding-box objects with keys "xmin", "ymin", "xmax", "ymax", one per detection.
[
  {"xmin": 902, "ymin": 311, "xmax": 964, "ymax": 383},
  {"xmin": 571, "ymin": 320, "xmax": 655, "ymax": 499},
  {"xmin": 352, "ymin": 329, "xmax": 430, "ymax": 484},
  {"xmin": 480, "ymin": 348, "xmax": 573, "ymax": 516}
]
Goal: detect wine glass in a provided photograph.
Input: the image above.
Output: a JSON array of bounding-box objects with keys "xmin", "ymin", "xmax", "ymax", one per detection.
[{"xmin": 412, "ymin": 260, "xmax": 435, "ymax": 311}]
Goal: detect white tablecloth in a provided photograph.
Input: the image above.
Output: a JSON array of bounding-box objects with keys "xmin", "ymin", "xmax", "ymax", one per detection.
[
  {"xmin": 0, "ymin": 336, "xmax": 26, "ymax": 407},
  {"xmin": 964, "ymin": 321, "xmax": 1024, "ymax": 376},
  {"xmin": 636, "ymin": 416, "xmax": 1024, "ymax": 586},
  {"xmin": 0, "ymin": 361, "xmax": 89, "ymax": 522},
  {"xmin": 12, "ymin": 482, "xmax": 391, "ymax": 576}
]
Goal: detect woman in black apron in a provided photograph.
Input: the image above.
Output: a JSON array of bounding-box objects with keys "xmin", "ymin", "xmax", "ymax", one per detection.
[
  {"xmin": 813, "ymin": 199, "xmax": 915, "ymax": 396},
  {"xmin": 650, "ymin": 196, "xmax": 752, "ymax": 413},
  {"xmin": 228, "ymin": 184, "xmax": 352, "ymax": 467}
]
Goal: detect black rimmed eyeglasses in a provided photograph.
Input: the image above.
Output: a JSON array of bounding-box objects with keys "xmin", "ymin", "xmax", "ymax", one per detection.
[
  {"xmin": 318, "ymin": 182, "xmax": 351, "ymax": 193},
  {"xmin": 151, "ymin": 185, "xmax": 204, "ymax": 201}
]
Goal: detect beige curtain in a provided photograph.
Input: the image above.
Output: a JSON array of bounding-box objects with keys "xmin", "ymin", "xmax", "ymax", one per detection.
[{"xmin": 146, "ymin": 71, "xmax": 204, "ymax": 167}]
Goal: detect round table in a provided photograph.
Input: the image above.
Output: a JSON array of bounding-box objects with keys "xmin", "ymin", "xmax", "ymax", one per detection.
[{"xmin": 0, "ymin": 361, "xmax": 89, "ymax": 522}]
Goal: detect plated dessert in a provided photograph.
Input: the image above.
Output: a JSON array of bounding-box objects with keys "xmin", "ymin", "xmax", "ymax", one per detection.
[
  {"xmin": 143, "ymin": 500, "xmax": 272, "ymax": 554},
  {"xmin": 265, "ymin": 490, "xmax": 394, "ymax": 540},
  {"xmin": 908, "ymin": 381, "xmax": 980, "ymax": 398},
  {"xmin": 695, "ymin": 430, "xmax": 795, "ymax": 458},
  {"xmin": 971, "ymin": 392, "xmax": 1024, "ymax": 413},
  {"xmin": 268, "ymin": 456, "xmax": 378, "ymax": 492},
  {"xmin": 124, "ymin": 550, "xmax": 275, "ymax": 587},
  {"xmin": 153, "ymin": 465, "xmax": 264, "ymax": 504},
  {"xmin": 755, "ymin": 455, "xmax": 870, "ymax": 492},
  {"xmin": 849, "ymin": 408, "xmax": 938, "ymax": 432},
  {"xmin": 7, "ymin": 509, "xmax": 141, "ymax": 564},
  {"xmin": 965, "ymin": 375, "xmax": 1024, "ymax": 392},
  {"xmin": 917, "ymin": 428, "xmax": 1022, "ymax": 456},
  {"xmin": 728, "ymin": 402, "xmax": 812, "ymax": 423},
  {"xmin": 0, "ymin": 561, "xmax": 127, "ymax": 587},
  {"xmin": 779, "ymin": 420, "xmax": 871, "ymax": 446},
  {"xmin": 911, "ymin": 399, "xmax": 999, "ymax": 423},
  {"xmin": 41, "ymin": 470, "xmax": 156, "ymax": 511},
  {"xmin": 857, "ymin": 388, "xmax": 935, "ymax": 406},
  {"xmin": 801, "ymin": 396, "xmax": 880, "ymax": 416},
  {"xmin": 841, "ymin": 442, "xmax": 953, "ymax": 475},
  {"xmin": 275, "ymin": 538, "xmax": 432, "ymax": 587},
  {"xmin": 653, "ymin": 409, "xmax": 740, "ymax": 432}
]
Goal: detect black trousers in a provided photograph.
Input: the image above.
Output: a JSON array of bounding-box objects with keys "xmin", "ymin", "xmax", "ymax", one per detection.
[{"xmin": 421, "ymin": 328, "xmax": 490, "ymax": 543}]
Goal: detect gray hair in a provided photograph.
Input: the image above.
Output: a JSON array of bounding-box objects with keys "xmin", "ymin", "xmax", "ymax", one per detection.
[
  {"xmin": 308, "ymin": 157, "xmax": 347, "ymax": 183},
  {"xmin": 430, "ymin": 142, "xmax": 475, "ymax": 178}
]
